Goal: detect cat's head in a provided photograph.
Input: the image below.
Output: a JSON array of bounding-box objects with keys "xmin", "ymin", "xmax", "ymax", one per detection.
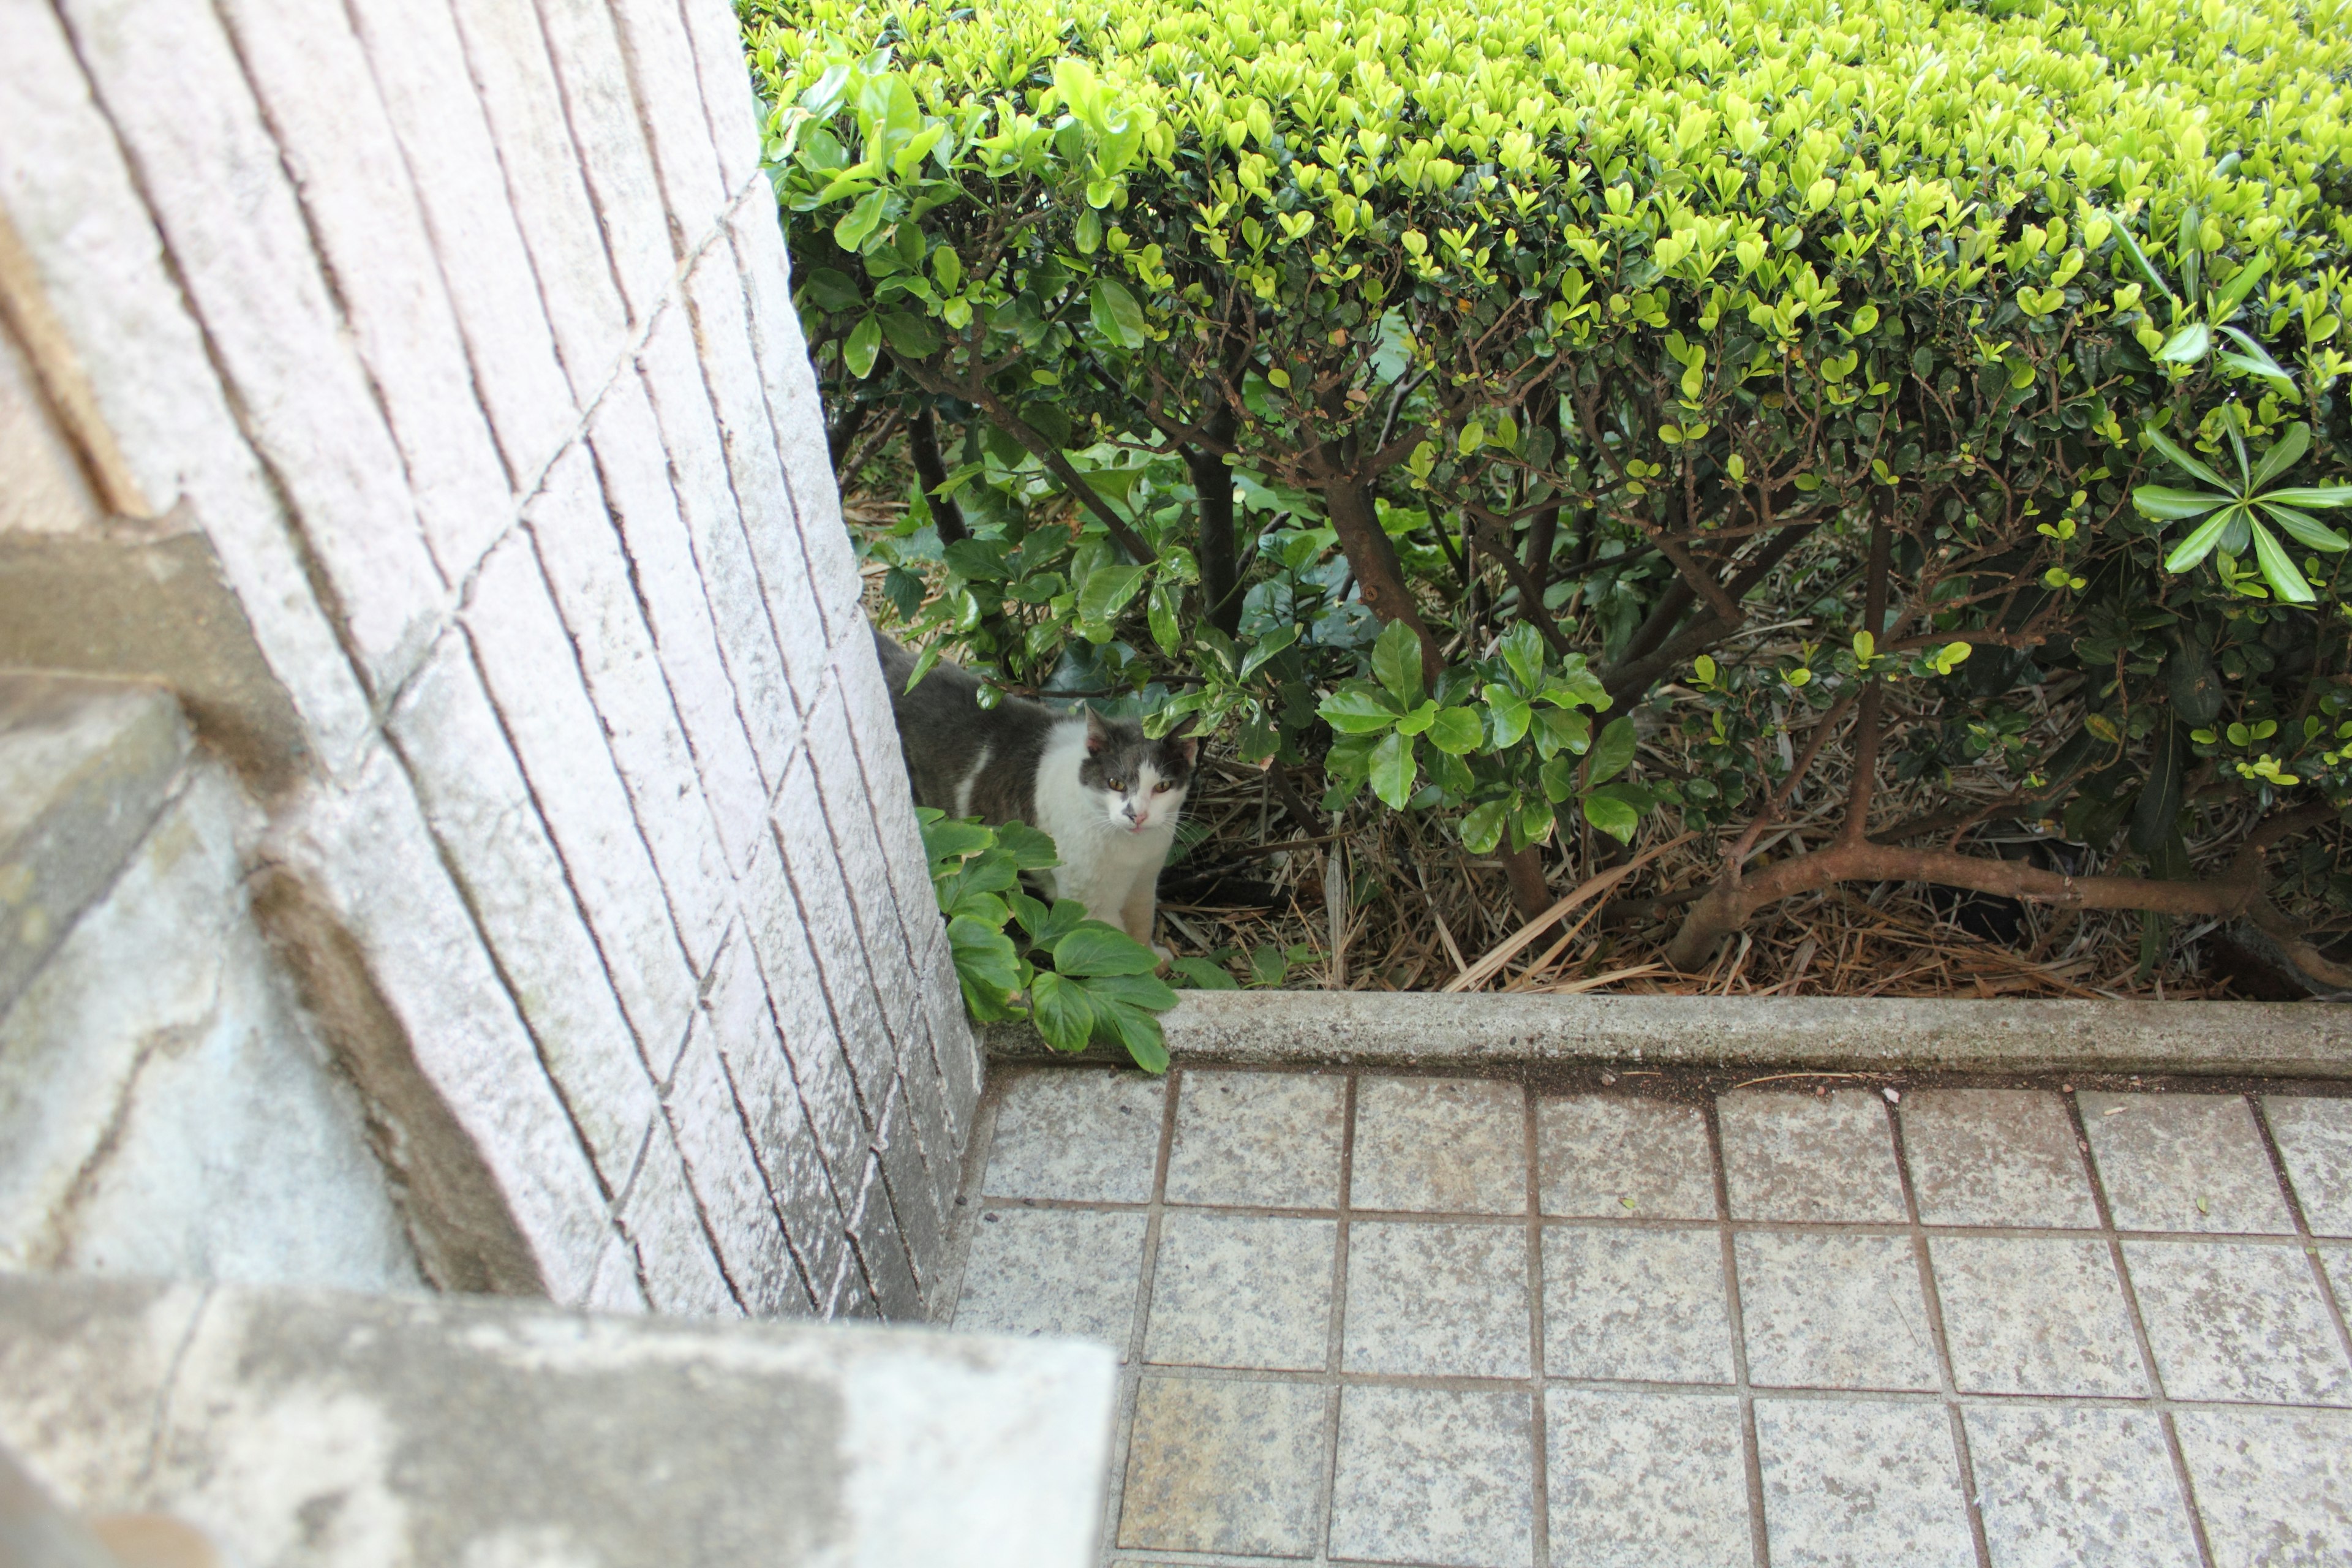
[{"xmin": 1079, "ymin": 709, "xmax": 1198, "ymax": 834}]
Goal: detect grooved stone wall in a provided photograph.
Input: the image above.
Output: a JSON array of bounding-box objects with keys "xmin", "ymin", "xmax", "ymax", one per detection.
[{"xmin": 0, "ymin": 0, "xmax": 972, "ymax": 1319}]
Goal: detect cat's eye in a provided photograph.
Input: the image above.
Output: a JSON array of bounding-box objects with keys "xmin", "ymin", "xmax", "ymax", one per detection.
[
  {"xmin": 1153, "ymin": 781, "xmax": 1173, "ymax": 794},
  {"xmin": 1107, "ymin": 778, "xmax": 1128, "ymax": 792}
]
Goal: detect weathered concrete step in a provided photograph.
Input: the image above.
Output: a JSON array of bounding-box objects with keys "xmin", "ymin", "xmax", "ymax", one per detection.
[
  {"xmin": 990, "ymin": 992, "xmax": 2352, "ymax": 1079},
  {"xmin": 0, "ymin": 1270, "xmax": 1115, "ymax": 1567},
  {"xmin": 0, "ymin": 670, "xmax": 187, "ymax": 1018}
]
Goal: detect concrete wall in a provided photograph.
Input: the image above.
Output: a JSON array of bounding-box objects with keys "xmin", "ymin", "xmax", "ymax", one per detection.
[{"xmin": 0, "ymin": 0, "xmax": 973, "ymax": 1320}]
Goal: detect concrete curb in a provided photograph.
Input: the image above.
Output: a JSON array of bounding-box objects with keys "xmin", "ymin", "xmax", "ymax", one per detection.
[{"xmin": 987, "ymin": 991, "xmax": 2352, "ymax": 1079}]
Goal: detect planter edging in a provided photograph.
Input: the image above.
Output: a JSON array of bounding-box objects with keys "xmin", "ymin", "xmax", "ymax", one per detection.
[{"xmin": 985, "ymin": 992, "xmax": 2352, "ymax": 1078}]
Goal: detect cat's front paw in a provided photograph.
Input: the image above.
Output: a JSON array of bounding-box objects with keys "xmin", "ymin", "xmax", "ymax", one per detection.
[{"xmin": 1152, "ymin": 943, "xmax": 1173, "ymax": 971}]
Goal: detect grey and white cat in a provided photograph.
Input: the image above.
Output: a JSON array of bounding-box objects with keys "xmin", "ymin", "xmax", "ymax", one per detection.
[{"xmin": 874, "ymin": 630, "xmax": 1197, "ymax": 952}]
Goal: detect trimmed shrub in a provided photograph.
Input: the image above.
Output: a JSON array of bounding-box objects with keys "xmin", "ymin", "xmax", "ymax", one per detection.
[{"xmin": 744, "ymin": 0, "xmax": 2352, "ymax": 978}]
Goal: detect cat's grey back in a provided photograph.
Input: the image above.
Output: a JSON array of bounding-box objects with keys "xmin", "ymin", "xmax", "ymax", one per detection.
[{"xmin": 873, "ymin": 628, "xmax": 1058, "ymax": 824}]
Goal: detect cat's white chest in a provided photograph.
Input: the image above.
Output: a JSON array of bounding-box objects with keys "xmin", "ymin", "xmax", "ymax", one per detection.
[{"xmin": 1031, "ymin": 722, "xmax": 1173, "ymax": 918}]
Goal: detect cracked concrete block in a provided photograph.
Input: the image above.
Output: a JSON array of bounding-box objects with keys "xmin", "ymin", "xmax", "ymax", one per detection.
[
  {"xmin": 464, "ymin": 530, "xmax": 698, "ymax": 1075},
  {"xmin": 385, "ymin": 628, "xmax": 657, "ymax": 1193},
  {"xmin": 676, "ymin": 0, "xmax": 765, "ymax": 194},
  {"xmin": 666, "ymin": 1013, "xmax": 810, "ymax": 1317},
  {"xmin": 684, "ymin": 245, "xmax": 831, "ymax": 701},
  {"xmin": 1, "ymin": 764, "xmax": 417, "ymax": 1289},
  {"xmin": 338, "ymin": 0, "xmax": 578, "ymax": 484},
  {"xmin": 535, "ymin": 0, "xmax": 674, "ymax": 320},
  {"xmin": 587, "ymin": 377, "xmax": 772, "ymax": 867},
  {"xmin": 776, "ymin": 766, "xmax": 899, "ymax": 1109},
  {"xmin": 0, "ymin": 4, "xmax": 374, "ymax": 769},
  {"xmin": 212, "ymin": 0, "xmax": 515, "ymax": 582},
  {"xmin": 637, "ymin": 306, "xmax": 801, "ymax": 778},
  {"xmin": 0, "ymin": 671, "xmax": 187, "ymax": 1017},
  {"xmin": 259, "ymin": 745, "xmax": 609, "ymax": 1301},
  {"xmin": 742, "ymin": 835, "xmax": 871, "ymax": 1193},
  {"xmin": 725, "ymin": 206, "xmax": 862, "ymax": 632},
  {"xmin": 444, "ymin": 0, "xmax": 630, "ymax": 401},
  {"xmin": 608, "ymin": 0, "xmax": 730, "ymax": 244},
  {"xmin": 527, "ymin": 445, "xmax": 733, "ymax": 973},
  {"xmin": 2, "ymin": 1273, "xmax": 1117, "ymax": 1568},
  {"xmin": 55, "ymin": 0, "xmax": 449, "ymax": 689}
]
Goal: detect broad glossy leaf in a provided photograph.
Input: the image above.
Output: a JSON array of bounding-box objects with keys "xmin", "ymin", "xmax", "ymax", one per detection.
[
  {"xmin": 2132, "ymin": 485, "xmax": 2231, "ymax": 521},
  {"xmin": 1498, "ymin": 622, "xmax": 1545, "ymax": 691},
  {"xmin": 2266, "ymin": 485, "xmax": 2352, "ymax": 509},
  {"xmin": 1077, "ymin": 564, "xmax": 1147, "ymax": 624},
  {"xmin": 1368, "ymin": 730, "xmax": 1417, "ymax": 808},
  {"xmin": 1051, "ymin": 922, "xmax": 1161, "ymax": 976},
  {"xmin": 1483, "ymin": 684, "xmax": 1531, "ymax": 747},
  {"xmin": 1082, "ymin": 972, "xmax": 1180, "ymax": 1012},
  {"xmin": 834, "ymin": 189, "xmax": 888, "ymax": 251},
  {"xmin": 880, "ymin": 312, "xmax": 938, "ymax": 359},
  {"xmin": 2259, "ymin": 502, "xmax": 2350, "ymax": 552},
  {"xmin": 1371, "ymin": 619, "xmax": 1424, "ymax": 705},
  {"xmin": 1582, "ymin": 791, "xmax": 1640, "ymax": 843},
  {"xmin": 1539, "ymin": 752, "xmax": 1578, "ymax": 802},
  {"xmin": 1458, "ymin": 799, "xmax": 1508, "ymax": 854},
  {"xmin": 1585, "ymin": 716, "xmax": 1638, "ymax": 786},
  {"xmin": 1531, "ymin": 706, "xmax": 1593, "ymax": 760},
  {"xmin": 2113, "ymin": 222, "xmax": 2175, "ymax": 300},
  {"xmin": 2162, "ymin": 505, "xmax": 2241, "ymax": 572},
  {"xmin": 1319, "ymin": 683, "xmax": 1403, "ymax": 734},
  {"xmin": 1426, "ymin": 706, "xmax": 1483, "ymax": 755},
  {"xmin": 1093, "ymin": 997, "xmax": 1169, "ymax": 1072},
  {"xmin": 1238, "ymin": 624, "xmax": 1302, "ymax": 680},
  {"xmin": 802, "ymin": 267, "xmax": 864, "ymax": 313},
  {"xmin": 2250, "ymin": 423, "xmax": 2312, "ymax": 491},
  {"xmin": 843, "ymin": 313, "xmax": 883, "ymax": 378},
  {"xmin": 2218, "ymin": 326, "xmax": 2291, "ymax": 383},
  {"xmin": 1170, "ymin": 957, "xmax": 1239, "ymax": 990},
  {"xmin": 995, "ymin": 820, "xmax": 1062, "ymax": 870},
  {"xmin": 2155, "ymin": 322, "xmax": 2210, "ymax": 363},
  {"xmin": 1028, "ymin": 970, "xmax": 1097, "ymax": 1052},
  {"xmin": 1392, "ymin": 699, "xmax": 1438, "ymax": 737},
  {"xmin": 947, "ymin": 915, "xmax": 1021, "ymax": 996},
  {"xmin": 2143, "ymin": 428, "xmax": 2233, "ymax": 492},
  {"xmin": 1089, "ymin": 276, "xmax": 1148, "ymax": 349},
  {"xmin": 2247, "ymin": 519, "xmax": 2316, "ymax": 605}
]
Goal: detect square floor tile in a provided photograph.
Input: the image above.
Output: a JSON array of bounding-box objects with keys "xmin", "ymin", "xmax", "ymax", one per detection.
[
  {"xmin": 1330, "ymin": 1384, "xmax": 1534, "ymax": 1568},
  {"xmin": 1546, "ymin": 1389, "xmax": 1751, "ymax": 1567},
  {"xmin": 1719, "ymin": 1090, "xmax": 1906, "ymax": 1222},
  {"xmin": 1755, "ymin": 1399, "xmax": 1973, "ymax": 1568},
  {"xmin": 2124, "ymin": 1240, "xmax": 2352, "ymax": 1406},
  {"xmin": 1539, "ymin": 1095, "xmax": 1717, "ymax": 1219},
  {"xmin": 2173, "ymin": 1407, "xmax": 2352, "ymax": 1568},
  {"xmin": 1901, "ymin": 1090, "xmax": 2097, "ymax": 1228},
  {"xmin": 954, "ymin": 1207, "xmax": 1146, "ymax": 1348},
  {"xmin": 1930, "ymin": 1236, "xmax": 2144, "ymax": 1396},
  {"xmin": 1145, "ymin": 1212, "xmax": 1335, "ymax": 1372},
  {"xmin": 1164, "ymin": 1069, "xmax": 1346, "ymax": 1208},
  {"xmin": 1351, "ymin": 1076, "xmax": 1526, "ymax": 1214},
  {"xmin": 1965, "ymin": 1406, "xmax": 2198, "ymax": 1568},
  {"xmin": 2080, "ymin": 1093, "xmax": 2293, "ymax": 1235},
  {"xmin": 2263, "ymin": 1096, "xmax": 2352, "ymax": 1237},
  {"xmin": 1736, "ymin": 1232, "xmax": 1940, "ymax": 1391},
  {"xmin": 1344, "ymin": 1220, "xmax": 1529, "ymax": 1378},
  {"xmin": 1118, "ymin": 1374, "xmax": 1324, "ymax": 1556},
  {"xmin": 1545, "ymin": 1226, "xmax": 1734, "ymax": 1384},
  {"xmin": 983, "ymin": 1069, "xmax": 1166, "ymax": 1202}
]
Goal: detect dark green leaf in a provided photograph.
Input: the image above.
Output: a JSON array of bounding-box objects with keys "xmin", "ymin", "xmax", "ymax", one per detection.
[
  {"xmin": 1050, "ymin": 922, "xmax": 1161, "ymax": 976},
  {"xmin": 2133, "ymin": 485, "xmax": 2231, "ymax": 521},
  {"xmin": 843, "ymin": 313, "xmax": 883, "ymax": 379},
  {"xmin": 1582, "ymin": 791, "xmax": 1640, "ymax": 843},
  {"xmin": 1371, "ymin": 620, "xmax": 1424, "ymax": 704},
  {"xmin": 1368, "ymin": 730, "xmax": 1417, "ymax": 808},
  {"xmin": 1319, "ymin": 683, "xmax": 1403, "ymax": 734},
  {"xmin": 1585, "ymin": 716, "xmax": 1638, "ymax": 786},
  {"xmin": 1170, "ymin": 957, "xmax": 1239, "ymax": 990},
  {"xmin": 1028, "ymin": 969, "xmax": 1096, "ymax": 1051},
  {"xmin": 1426, "ymin": 706, "xmax": 1483, "ymax": 755},
  {"xmin": 2129, "ymin": 723, "xmax": 2184, "ymax": 857},
  {"xmin": 2247, "ymin": 518, "xmax": 2316, "ymax": 604},
  {"xmin": 1089, "ymin": 276, "xmax": 1148, "ymax": 349},
  {"xmin": 879, "ymin": 312, "xmax": 939, "ymax": 359}
]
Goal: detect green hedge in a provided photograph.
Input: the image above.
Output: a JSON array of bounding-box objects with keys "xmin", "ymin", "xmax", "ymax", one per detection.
[{"xmin": 743, "ymin": 0, "xmax": 2352, "ymax": 958}]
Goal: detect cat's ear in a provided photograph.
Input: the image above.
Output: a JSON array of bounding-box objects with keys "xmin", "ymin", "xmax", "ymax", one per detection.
[
  {"xmin": 1084, "ymin": 706, "xmax": 1110, "ymax": 753},
  {"xmin": 1166, "ymin": 714, "xmax": 1200, "ymax": 769}
]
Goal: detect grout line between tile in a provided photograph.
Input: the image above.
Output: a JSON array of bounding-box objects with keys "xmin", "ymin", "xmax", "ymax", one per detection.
[
  {"xmin": 2247, "ymin": 1093, "xmax": 2352, "ymax": 1373},
  {"xmin": 1701, "ymin": 1093, "xmax": 1771, "ymax": 1568},
  {"xmin": 1095, "ymin": 1069, "xmax": 1183, "ymax": 1567},
  {"xmin": 1888, "ymin": 1095, "xmax": 1994, "ymax": 1568},
  {"xmin": 2064, "ymin": 1088, "xmax": 2220, "ymax": 1568},
  {"xmin": 1523, "ymin": 1083, "xmax": 1548, "ymax": 1568},
  {"xmin": 1313, "ymin": 1072, "xmax": 1360, "ymax": 1567}
]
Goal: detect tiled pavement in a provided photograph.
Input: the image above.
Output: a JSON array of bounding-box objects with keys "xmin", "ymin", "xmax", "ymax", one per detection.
[{"xmin": 948, "ymin": 1066, "xmax": 2352, "ymax": 1568}]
